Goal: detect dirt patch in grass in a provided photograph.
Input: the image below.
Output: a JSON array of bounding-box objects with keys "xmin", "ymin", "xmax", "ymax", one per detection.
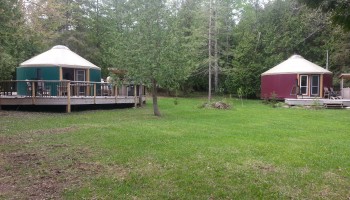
[
  {"xmin": 247, "ymin": 160, "xmax": 277, "ymax": 174},
  {"xmin": 0, "ymin": 126, "xmax": 78, "ymax": 147},
  {"xmin": 0, "ymin": 136, "xmax": 23, "ymax": 145},
  {"xmin": 298, "ymin": 167, "xmax": 310, "ymax": 176},
  {"xmin": 0, "ymin": 151, "xmax": 66, "ymax": 199},
  {"xmin": 28, "ymin": 126, "xmax": 79, "ymax": 135},
  {"xmin": 0, "ymin": 134, "xmax": 129, "ymax": 199},
  {"xmin": 0, "ymin": 110, "xmax": 62, "ymax": 118}
]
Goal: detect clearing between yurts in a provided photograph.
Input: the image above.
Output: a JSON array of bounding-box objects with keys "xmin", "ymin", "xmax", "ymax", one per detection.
[{"xmin": 0, "ymin": 97, "xmax": 349, "ymax": 199}]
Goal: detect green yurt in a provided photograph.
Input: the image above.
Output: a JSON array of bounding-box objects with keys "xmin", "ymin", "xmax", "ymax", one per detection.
[{"xmin": 16, "ymin": 45, "xmax": 101, "ymax": 95}]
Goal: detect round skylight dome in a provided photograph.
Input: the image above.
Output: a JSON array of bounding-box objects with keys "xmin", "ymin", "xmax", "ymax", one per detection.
[
  {"xmin": 51, "ymin": 45, "xmax": 70, "ymax": 50},
  {"xmin": 289, "ymin": 55, "xmax": 303, "ymax": 59}
]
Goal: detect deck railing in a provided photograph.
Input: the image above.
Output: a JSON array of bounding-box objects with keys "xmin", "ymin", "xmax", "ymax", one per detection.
[{"xmin": 0, "ymin": 80, "xmax": 146, "ymax": 98}]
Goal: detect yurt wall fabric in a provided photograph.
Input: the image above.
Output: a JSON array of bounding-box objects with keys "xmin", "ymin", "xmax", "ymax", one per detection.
[{"xmin": 17, "ymin": 67, "xmax": 60, "ymax": 81}]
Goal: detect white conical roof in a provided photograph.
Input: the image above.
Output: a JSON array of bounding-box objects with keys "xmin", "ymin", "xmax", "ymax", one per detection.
[
  {"xmin": 19, "ymin": 45, "xmax": 100, "ymax": 70},
  {"xmin": 262, "ymin": 55, "xmax": 331, "ymax": 76}
]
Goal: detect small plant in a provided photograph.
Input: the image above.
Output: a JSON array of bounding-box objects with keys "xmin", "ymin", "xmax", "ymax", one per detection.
[
  {"xmin": 261, "ymin": 92, "xmax": 279, "ymax": 108},
  {"xmin": 198, "ymin": 102, "xmax": 208, "ymax": 108},
  {"xmin": 270, "ymin": 92, "xmax": 278, "ymax": 106},
  {"xmin": 237, "ymin": 87, "xmax": 244, "ymax": 107},
  {"xmin": 311, "ymin": 99, "xmax": 323, "ymax": 110},
  {"xmin": 274, "ymin": 102, "xmax": 289, "ymax": 108},
  {"xmin": 217, "ymin": 87, "xmax": 225, "ymax": 96},
  {"xmin": 262, "ymin": 94, "xmax": 269, "ymax": 105},
  {"xmin": 174, "ymin": 97, "xmax": 179, "ymax": 105}
]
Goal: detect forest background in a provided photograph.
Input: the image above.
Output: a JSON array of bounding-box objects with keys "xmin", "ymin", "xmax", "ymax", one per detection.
[{"xmin": 1, "ymin": 0, "xmax": 349, "ymax": 99}]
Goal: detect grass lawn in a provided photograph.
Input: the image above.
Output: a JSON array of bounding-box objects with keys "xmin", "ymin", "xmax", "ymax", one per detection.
[{"xmin": 1, "ymin": 97, "xmax": 349, "ymax": 199}]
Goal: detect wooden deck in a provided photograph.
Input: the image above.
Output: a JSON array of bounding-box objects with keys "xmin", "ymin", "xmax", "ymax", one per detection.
[
  {"xmin": 0, "ymin": 80, "xmax": 146, "ymax": 112},
  {"xmin": 285, "ymin": 98, "xmax": 350, "ymax": 108},
  {"xmin": 0, "ymin": 95, "xmax": 146, "ymax": 106}
]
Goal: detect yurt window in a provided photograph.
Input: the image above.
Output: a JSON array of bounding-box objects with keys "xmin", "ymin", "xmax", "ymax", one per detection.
[
  {"xmin": 311, "ymin": 75, "xmax": 320, "ymax": 96},
  {"xmin": 76, "ymin": 70, "xmax": 85, "ymax": 81},
  {"xmin": 300, "ymin": 75, "xmax": 308, "ymax": 95},
  {"xmin": 63, "ymin": 68, "xmax": 74, "ymax": 80}
]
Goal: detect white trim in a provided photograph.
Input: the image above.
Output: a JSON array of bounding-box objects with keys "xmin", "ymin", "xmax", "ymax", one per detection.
[{"xmin": 300, "ymin": 75, "xmax": 308, "ymax": 95}]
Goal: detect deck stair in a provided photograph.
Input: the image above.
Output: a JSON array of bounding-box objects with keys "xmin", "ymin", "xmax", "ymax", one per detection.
[{"xmin": 323, "ymin": 102, "xmax": 344, "ymax": 109}]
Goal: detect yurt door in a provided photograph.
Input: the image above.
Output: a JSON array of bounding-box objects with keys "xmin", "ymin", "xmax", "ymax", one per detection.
[
  {"xmin": 311, "ymin": 75, "xmax": 320, "ymax": 96},
  {"xmin": 75, "ymin": 69, "xmax": 86, "ymax": 95}
]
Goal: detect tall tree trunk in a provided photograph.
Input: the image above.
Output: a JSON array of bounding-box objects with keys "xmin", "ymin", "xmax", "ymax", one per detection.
[
  {"xmin": 95, "ymin": 0, "xmax": 100, "ymax": 48},
  {"xmin": 208, "ymin": 0, "xmax": 213, "ymax": 102},
  {"xmin": 65, "ymin": 0, "xmax": 70, "ymax": 32},
  {"xmin": 152, "ymin": 78, "xmax": 161, "ymax": 116},
  {"xmin": 214, "ymin": 7, "xmax": 218, "ymax": 93}
]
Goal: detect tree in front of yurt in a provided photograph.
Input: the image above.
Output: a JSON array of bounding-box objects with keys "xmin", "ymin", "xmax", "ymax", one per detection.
[{"xmin": 102, "ymin": 0, "xmax": 195, "ymax": 116}]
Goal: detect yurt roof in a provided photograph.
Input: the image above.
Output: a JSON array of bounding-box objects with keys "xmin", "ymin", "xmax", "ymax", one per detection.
[
  {"xmin": 262, "ymin": 55, "xmax": 332, "ymax": 76},
  {"xmin": 19, "ymin": 45, "xmax": 100, "ymax": 70}
]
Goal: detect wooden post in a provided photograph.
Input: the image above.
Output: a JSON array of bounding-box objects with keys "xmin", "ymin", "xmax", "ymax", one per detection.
[
  {"xmin": 139, "ymin": 85, "xmax": 143, "ymax": 106},
  {"xmin": 32, "ymin": 81, "xmax": 36, "ymax": 105},
  {"xmin": 59, "ymin": 67, "xmax": 63, "ymax": 80},
  {"xmin": 134, "ymin": 84, "xmax": 137, "ymax": 108},
  {"xmin": 115, "ymin": 85, "xmax": 118, "ymax": 103},
  {"xmin": 86, "ymin": 70, "xmax": 90, "ymax": 95},
  {"xmin": 340, "ymin": 76, "xmax": 344, "ymax": 96},
  {"xmin": 93, "ymin": 83, "xmax": 96, "ymax": 104},
  {"xmin": 66, "ymin": 81, "xmax": 71, "ymax": 113},
  {"xmin": 320, "ymin": 74, "xmax": 324, "ymax": 98}
]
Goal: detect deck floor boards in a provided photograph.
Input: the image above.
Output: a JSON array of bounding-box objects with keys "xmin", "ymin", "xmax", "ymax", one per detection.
[{"xmin": 285, "ymin": 98, "xmax": 350, "ymax": 107}]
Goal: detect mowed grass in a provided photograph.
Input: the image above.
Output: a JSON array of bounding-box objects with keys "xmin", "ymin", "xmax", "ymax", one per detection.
[{"xmin": 1, "ymin": 97, "xmax": 350, "ymax": 199}]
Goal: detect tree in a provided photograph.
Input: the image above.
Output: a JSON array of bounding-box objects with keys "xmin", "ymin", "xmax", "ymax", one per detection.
[
  {"xmin": 298, "ymin": 0, "xmax": 350, "ymax": 31},
  {"xmin": 102, "ymin": 0, "xmax": 195, "ymax": 116},
  {"xmin": 0, "ymin": 0, "xmax": 40, "ymax": 80}
]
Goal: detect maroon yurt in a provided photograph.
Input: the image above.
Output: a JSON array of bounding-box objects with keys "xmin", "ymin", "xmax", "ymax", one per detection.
[{"xmin": 261, "ymin": 55, "xmax": 332, "ymax": 99}]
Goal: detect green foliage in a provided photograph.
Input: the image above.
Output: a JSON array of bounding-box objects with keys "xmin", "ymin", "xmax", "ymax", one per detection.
[
  {"xmin": 0, "ymin": 0, "xmax": 41, "ymax": 79},
  {"xmin": 100, "ymin": 0, "xmax": 198, "ymax": 115},
  {"xmin": 237, "ymin": 87, "xmax": 244, "ymax": 106},
  {"xmin": 298, "ymin": 0, "xmax": 350, "ymax": 31},
  {"xmin": 0, "ymin": 52, "xmax": 15, "ymax": 80}
]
